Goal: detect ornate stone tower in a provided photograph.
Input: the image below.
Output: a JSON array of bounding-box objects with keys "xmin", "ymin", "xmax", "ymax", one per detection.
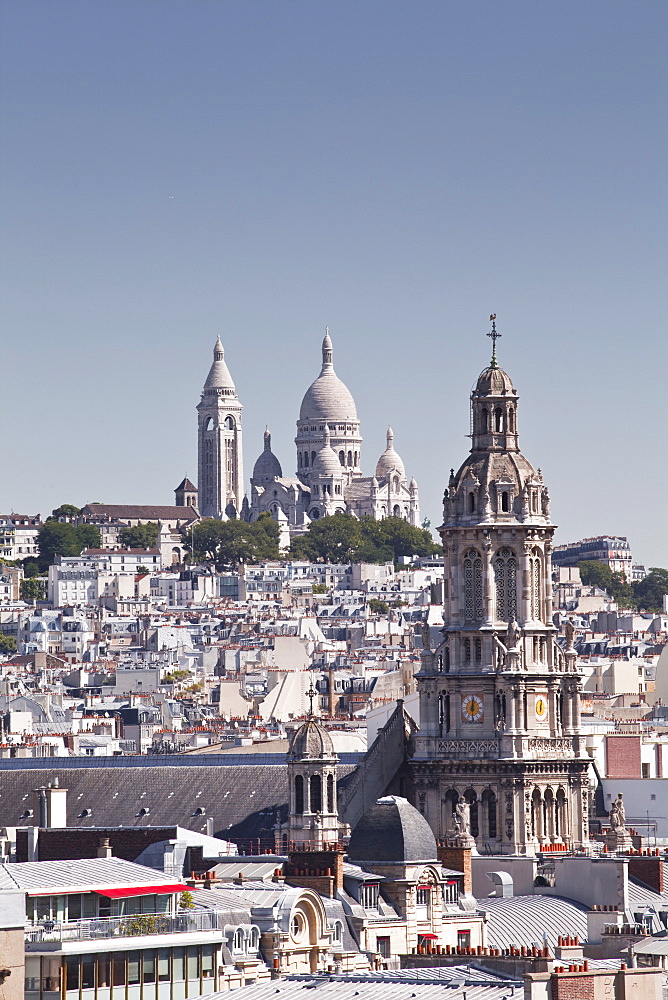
[
  {"xmin": 410, "ymin": 319, "xmax": 589, "ymax": 856},
  {"xmin": 276, "ymin": 718, "xmax": 342, "ymax": 852},
  {"xmin": 197, "ymin": 336, "xmax": 244, "ymax": 519}
]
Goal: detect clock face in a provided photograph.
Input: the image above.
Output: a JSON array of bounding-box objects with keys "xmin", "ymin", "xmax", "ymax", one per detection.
[
  {"xmin": 462, "ymin": 693, "xmax": 484, "ymax": 723},
  {"xmin": 535, "ymin": 696, "xmax": 548, "ymax": 720}
]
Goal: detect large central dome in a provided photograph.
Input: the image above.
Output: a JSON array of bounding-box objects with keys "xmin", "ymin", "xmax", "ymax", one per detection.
[{"xmin": 299, "ymin": 331, "xmax": 358, "ymax": 422}]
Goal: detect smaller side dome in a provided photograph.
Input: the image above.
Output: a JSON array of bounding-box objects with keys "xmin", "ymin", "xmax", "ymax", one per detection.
[
  {"xmin": 312, "ymin": 426, "xmax": 342, "ymax": 477},
  {"xmin": 375, "ymin": 426, "xmax": 406, "ymax": 480},
  {"xmin": 287, "ymin": 719, "xmax": 336, "ymax": 761},
  {"xmin": 347, "ymin": 795, "xmax": 437, "ymax": 863},
  {"xmin": 252, "ymin": 427, "xmax": 282, "ymax": 483}
]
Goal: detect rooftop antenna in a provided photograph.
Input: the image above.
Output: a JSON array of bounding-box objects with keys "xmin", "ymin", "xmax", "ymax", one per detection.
[{"xmin": 487, "ymin": 314, "xmax": 501, "ymax": 368}]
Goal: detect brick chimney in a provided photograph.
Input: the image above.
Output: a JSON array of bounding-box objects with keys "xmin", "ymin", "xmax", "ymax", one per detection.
[{"xmin": 437, "ymin": 844, "xmax": 472, "ymax": 895}]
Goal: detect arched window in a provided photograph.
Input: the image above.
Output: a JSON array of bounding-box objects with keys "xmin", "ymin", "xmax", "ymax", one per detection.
[
  {"xmin": 532, "ymin": 492, "xmax": 539, "ymax": 513},
  {"xmin": 463, "ymin": 549, "xmax": 483, "ymax": 621},
  {"xmin": 393, "ymin": 504, "xmax": 400, "ymax": 517},
  {"xmin": 298, "ymin": 452, "xmax": 302, "ymax": 467},
  {"xmin": 294, "ymin": 774, "xmax": 304, "ymax": 814},
  {"xmin": 508, "ymin": 407, "xmax": 515, "ymax": 432},
  {"xmin": 393, "ymin": 477, "xmax": 399, "ymax": 491},
  {"xmin": 347, "ymin": 451, "xmax": 353, "ymax": 466},
  {"xmin": 531, "ymin": 549, "xmax": 542, "ymax": 621},
  {"xmin": 468, "ymin": 491, "xmax": 475, "ymax": 514},
  {"xmin": 339, "ymin": 451, "xmax": 345, "ymax": 466},
  {"xmin": 494, "ymin": 547, "xmax": 517, "ymax": 622},
  {"xmin": 304, "ymin": 452, "xmax": 309, "ymax": 468},
  {"xmin": 249, "ymin": 927, "xmax": 260, "ymax": 952},
  {"xmin": 311, "ymin": 451, "xmax": 316, "ymax": 466},
  {"xmin": 501, "ymin": 491, "xmax": 509, "ymax": 513},
  {"xmin": 475, "ymin": 637, "xmax": 482, "ymax": 663},
  {"xmin": 332, "ymin": 920, "xmax": 343, "ymax": 945},
  {"xmin": 233, "ymin": 928, "xmax": 244, "ymax": 953},
  {"xmin": 555, "ymin": 788, "xmax": 568, "ymax": 838},
  {"xmin": 354, "ymin": 451, "xmax": 358, "ymax": 465},
  {"xmin": 481, "ymin": 408, "xmax": 489, "ymax": 433},
  {"xmin": 203, "ymin": 416, "xmax": 214, "ymax": 432},
  {"xmin": 224, "ymin": 415, "xmax": 235, "ymax": 430},
  {"xmin": 482, "ymin": 790, "xmax": 497, "ymax": 840},
  {"xmin": 313, "ymin": 485, "xmax": 318, "ymax": 496},
  {"xmin": 438, "ymin": 693, "xmax": 450, "ymax": 736},
  {"xmin": 310, "ymin": 774, "xmax": 322, "ymax": 813},
  {"xmin": 494, "ymin": 407, "xmax": 503, "ymax": 432},
  {"xmin": 310, "ymin": 509, "xmax": 320, "ymax": 519},
  {"xmin": 327, "ymin": 773, "xmax": 334, "ymax": 813}
]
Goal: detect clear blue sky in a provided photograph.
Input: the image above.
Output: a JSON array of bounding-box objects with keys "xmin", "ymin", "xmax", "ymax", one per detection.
[{"xmin": 1, "ymin": 1, "xmax": 666, "ymax": 567}]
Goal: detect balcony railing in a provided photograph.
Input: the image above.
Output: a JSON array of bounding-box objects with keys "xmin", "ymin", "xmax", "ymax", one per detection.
[{"xmin": 26, "ymin": 910, "xmax": 221, "ymax": 946}]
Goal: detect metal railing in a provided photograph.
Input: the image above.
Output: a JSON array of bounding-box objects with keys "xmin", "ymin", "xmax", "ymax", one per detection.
[{"xmin": 26, "ymin": 910, "xmax": 221, "ymax": 946}]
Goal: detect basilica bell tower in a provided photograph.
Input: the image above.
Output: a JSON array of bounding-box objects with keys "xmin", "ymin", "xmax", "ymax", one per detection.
[
  {"xmin": 411, "ymin": 319, "xmax": 589, "ymax": 856},
  {"xmin": 197, "ymin": 336, "xmax": 244, "ymax": 519}
]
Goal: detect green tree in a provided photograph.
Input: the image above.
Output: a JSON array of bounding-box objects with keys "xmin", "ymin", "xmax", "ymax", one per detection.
[
  {"xmin": 119, "ymin": 522, "xmax": 160, "ymax": 549},
  {"xmin": 21, "ymin": 558, "xmax": 42, "ymax": 578},
  {"xmin": 312, "ymin": 583, "xmax": 328, "ymax": 594},
  {"xmin": 186, "ymin": 515, "xmax": 280, "ymax": 568},
  {"xmin": 51, "ymin": 504, "xmax": 81, "ymax": 518},
  {"xmin": 0, "ymin": 633, "xmax": 17, "ymax": 654},
  {"xmin": 37, "ymin": 521, "xmax": 81, "ymax": 563},
  {"xmin": 633, "ymin": 568, "xmax": 668, "ymax": 613},
  {"xmin": 289, "ymin": 513, "xmax": 362, "ymax": 563},
  {"xmin": 75, "ymin": 524, "xmax": 101, "ymax": 550},
  {"xmin": 579, "ymin": 561, "xmax": 614, "ymax": 591},
  {"xmin": 367, "ymin": 598, "xmax": 389, "ymax": 615},
  {"xmin": 20, "ymin": 578, "xmax": 45, "ymax": 601}
]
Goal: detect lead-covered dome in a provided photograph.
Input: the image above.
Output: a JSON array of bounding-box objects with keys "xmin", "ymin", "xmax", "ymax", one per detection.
[
  {"xmin": 347, "ymin": 795, "xmax": 437, "ymax": 863},
  {"xmin": 287, "ymin": 719, "xmax": 336, "ymax": 761},
  {"xmin": 473, "ymin": 365, "xmax": 516, "ymax": 397},
  {"xmin": 299, "ymin": 332, "xmax": 358, "ymax": 422},
  {"xmin": 375, "ymin": 426, "xmax": 406, "ymax": 480},
  {"xmin": 252, "ymin": 428, "xmax": 282, "ymax": 483}
]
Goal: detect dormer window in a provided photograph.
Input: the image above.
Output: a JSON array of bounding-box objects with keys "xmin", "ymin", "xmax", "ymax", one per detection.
[
  {"xmin": 501, "ymin": 491, "xmax": 509, "ymax": 513},
  {"xmin": 360, "ymin": 883, "xmax": 379, "ymax": 909},
  {"xmin": 468, "ymin": 492, "xmax": 475, "ymax": 514}
]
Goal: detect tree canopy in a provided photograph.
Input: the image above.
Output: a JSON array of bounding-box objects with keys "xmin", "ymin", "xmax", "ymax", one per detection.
[
  {"xmin": 119, "ymin": 522, "xmax": 160, "ymax": 549},
  {"xmin": 579, "ymin": 561, "xmax": 668, "ymax": 612},
  {"xmin": 51, "ymin": 504, "xmax": 81, "ymax": 518},
  {"xmin": 185, "ymin": 513, "xmax": 280, "ymax": 568},
  {"xmin": 0, "ymin": 633, "xmax": 17, "ymax": 654},
  {"xmin": 290, "ymin": 514, "xmax": 440, "ymax": 564},
  {"xmin": 37, "ymin": 521, "xmax": 101, "ymax": 566}
]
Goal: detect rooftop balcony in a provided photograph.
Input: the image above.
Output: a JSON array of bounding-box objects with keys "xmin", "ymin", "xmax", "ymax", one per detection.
[{"xmin": 26, "ymin": 910, "xmax": 221, "ymax": 949}]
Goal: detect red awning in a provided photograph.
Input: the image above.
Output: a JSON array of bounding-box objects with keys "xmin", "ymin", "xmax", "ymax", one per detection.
[
  {"xmin": 94, "ymin": 884, "xmax": 198, "ymax": 899},
  {"xmin": 419, "ymin": 933, "xmax": 438, "ymax": 940}
]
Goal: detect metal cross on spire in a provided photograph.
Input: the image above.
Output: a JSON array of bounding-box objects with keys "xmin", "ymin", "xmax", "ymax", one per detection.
[
  {"xmin": 487, "ymin": 314, "xmax": 501, "ymax": 368},
  {"xmin": 306, "ymin": 680, "xmax": 316, "ymax": 718}
]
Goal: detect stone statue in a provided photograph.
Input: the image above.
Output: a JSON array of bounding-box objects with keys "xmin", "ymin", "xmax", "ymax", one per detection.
[
  {"xmin": 609, "ymin": 793, "xmax": 626, "ymax": 831},
  {"xmin": 506, "ymin": 619, "xmax": 521, "ymax": 650},
  {"xmin": 564, "ymin": 618, "xmax": 576, "ymax": 652},
  {"xmin": 453, "ymin": 799, "xmax": 471, "ymax": 837},
  {"xmin": 422, "ymin": 621, "xmax": 431, "ymax": 651}
]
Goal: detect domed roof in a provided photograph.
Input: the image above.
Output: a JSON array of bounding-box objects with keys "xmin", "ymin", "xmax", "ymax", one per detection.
[
  {"xmin": 203, "ymin": 336, "xmax": 236, "ymax": 392},
  {"xmin": 287, "ymin": 718, "xmax": 336, "ymax": 761},
  {"xmin": 348, "ymin": 795, "xmax": 437, "ymax": 863},
  {"xmin": 473, "ymin": 365, "xmax": 516, "ymax": 397},
  {"xmin": 299, "ymin": 332, "xmax": 358, "ymax": 422},
  {"xmin": 375, "ymin": 426, "xmax": 406, "ymax": 480},
  {"xmin": 312, "ymin": 426, "xmax": 343, "ymax": 477},
  {"xmin": 252, "ymin": 428, "xmax": 282, "ymax": 483}
]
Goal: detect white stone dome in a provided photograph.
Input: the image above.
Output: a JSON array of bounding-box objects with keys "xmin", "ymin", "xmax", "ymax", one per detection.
[
  {"xmin": 252, "ymin": 428, "xmax": 282, "ymax": 483},
  {"xmin": 375, "ymin": 426, "xmax": 406, "ymax": 480},
  {"xmin": 299, "ymin": 332, "xmax": 358, "ymax": 422},
  {"xmin": 203, "ymin": 336, "xmax": 236, "ymax": 392},
  {"xmin": 312, "ymin": 426, "xmax": 343, "ymax": 476}
]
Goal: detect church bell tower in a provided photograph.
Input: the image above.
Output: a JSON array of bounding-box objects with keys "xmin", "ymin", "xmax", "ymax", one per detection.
[
  {"xmin": 411, "ymin": 318, "xmax": 589, "ymax": 856},
  {"xmin": 197, "ymin": 336, "xmax": 244, "ymax": 519}
]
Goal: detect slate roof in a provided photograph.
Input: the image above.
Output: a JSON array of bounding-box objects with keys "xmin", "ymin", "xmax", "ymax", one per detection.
[
  {"xmin": 482, "ymin": 894, "xmax": 588, "ymax": 951},
  {"xmin": 0, "ymin": 760, "xmax": 358, "ymax": 846},
  {"xmin": 81, "ymin": 504, "xmax": 198, "ymax": 521},
  {"xmin": 348, "ymin": 795, "xmax": 437, "ymax": 864},
  {"xmin": 175, "ymin": 478, "xmax": 197, "ymax": 493},
  {"xmin": 0, "ymin": 856, "xmax": 177, "ymax": 893}
]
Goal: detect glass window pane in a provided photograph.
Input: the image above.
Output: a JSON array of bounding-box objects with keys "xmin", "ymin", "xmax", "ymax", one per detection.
[
  {"xmin": 68, "ymin": 895, "xmax": 82, "ymax": 921},
  {"xmin": 81, "ymin": 955, "xmax": 95, "ymax": 990},
  {"xmin": 66, "ymin": 956, "xmax": 80, "ymax": 992},
  {"xmin": 172, "ymin": 947, "xmax": 185, "ymax": 981},
  {"xmin": 157, "ymin": 950, "xmax": 170, "ymax": 982},
  {"xmin": 143, "ymin": 950, "xmax": 155, "ymax": 984},
  {"xmin": 112, "ymin": 952, "xmax": 126, "ymax": 988},
  {"xmin": 201, "ymin": 946, "xmax": 214, "ymax": 978},
  {"xmin": 42, "ymin": 957, "xmax": 61, "ymax": 992},
  {"xmin": 97, "ymin": 955, "xmax": 111, "ymax": 989},
  {"xmin": 128, "ymin": 952, "xmax": 141, "ymax": 985},
  {"xmin": 187, "ymin": 946, "xmax": 199, "ymax": 980}
]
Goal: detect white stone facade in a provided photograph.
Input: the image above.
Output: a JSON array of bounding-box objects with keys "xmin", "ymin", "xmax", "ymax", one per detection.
[{"xmin": 197, "ymin": 337, "xmax": 244, "ymax": 518}]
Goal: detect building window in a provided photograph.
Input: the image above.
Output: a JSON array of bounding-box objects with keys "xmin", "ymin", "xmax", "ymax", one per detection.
[
  {"xmin": 457, "ymin": 930, "xmax": 471, "ymax": 949},
  {"xmin": 443, "ymin": 881, "xmax": 459, "ymax": 904},
  {"xmin": 327, "ymin": 773, "xmax": 335, "ymax": 812},
  {"xmin": 310, "ymin": 773, "xmax": 322, "ymax": 812},
  {"xmin": 416, "ymin": 886, "xmax": 431, "ymax": 906},
  {"xmin": 531, "ymin": 551, "xmax": 542, "ymax": 621},
  {"xmin": 295, "ymin": 774, "xmax": 304, "ymax": 814},
  {"xmin": 494, "ymin": 548, "xmax": 517, "ymax": 623},
  {"xmin": 376, "ymin": 936, "xmax": 391, "ymax": 958},
  {"xmin": 360, "ymin": 884, "xmax": 379, "ymax": 909},
  {"xmin": 463, "ymin": 550, "xmax": 483, "ymax": 621}
]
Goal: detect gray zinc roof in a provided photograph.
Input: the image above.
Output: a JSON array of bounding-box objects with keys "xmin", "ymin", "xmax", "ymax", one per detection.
[
  {"xmin": 482, "ymin": 895, "xmax": 588, "ymax": 951},
  {"xmin": 0, "ymin": 856, "xmax": 180, "ymax": 894}
]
